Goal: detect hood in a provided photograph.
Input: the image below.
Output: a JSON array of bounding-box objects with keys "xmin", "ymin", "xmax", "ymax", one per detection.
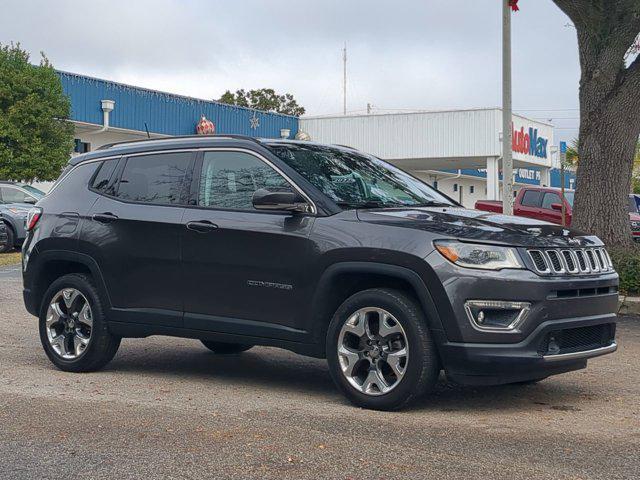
[{"xmin": 357, "ymin": 206, "xmax": 602, "ymax": 248}]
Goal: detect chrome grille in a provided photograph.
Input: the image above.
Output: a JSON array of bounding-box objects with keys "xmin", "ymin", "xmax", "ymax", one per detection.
[{"xmin": 527, "ymin": 247, "xmax": 614, "ymax": 276}]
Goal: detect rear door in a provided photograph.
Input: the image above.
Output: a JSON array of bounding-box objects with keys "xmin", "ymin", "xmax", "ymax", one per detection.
[
  {"xmin": 180, "ymin": 149, "xmax": 315, "ymax": 339},
  {"xmin": 84, "ymin": 150, "xmax": 195, "ymax": 327}
]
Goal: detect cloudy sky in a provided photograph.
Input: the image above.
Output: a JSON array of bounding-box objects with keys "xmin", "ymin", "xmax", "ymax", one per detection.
[{"xmin": 1, "ymin": 0, "xmax": 580, "ymax": 143}]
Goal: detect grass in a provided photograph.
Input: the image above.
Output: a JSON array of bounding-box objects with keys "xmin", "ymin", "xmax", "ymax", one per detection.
[{"xmin": 0, "ymin": 252, "xmax": 21, "ymax": 267}]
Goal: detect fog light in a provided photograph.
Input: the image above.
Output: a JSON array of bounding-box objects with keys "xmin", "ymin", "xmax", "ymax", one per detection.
[{"xmin": 464, "ymin": 300, "xmax": 531, "ymax": 332}]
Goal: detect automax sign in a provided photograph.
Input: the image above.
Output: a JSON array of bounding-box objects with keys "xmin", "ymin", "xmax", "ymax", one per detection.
[{"xmin": 512, "ymin": 123, "xmax": 548, "ymax": 159}]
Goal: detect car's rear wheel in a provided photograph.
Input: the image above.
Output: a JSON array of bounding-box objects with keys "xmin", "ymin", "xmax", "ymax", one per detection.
[
  {"xmin": 200, "ymin": 340, "xmax": 253, "ymax": 354},
  {"xmin": 39, "ymin": 273, "xmax": 120, "ymax": 372},
  {"xmin": 0, "ymin": 226, "xmax": 14, "ymax": 253},
  {"xmin": 326, "ymin": 288, "xmax": 439, "ymax": 411}
]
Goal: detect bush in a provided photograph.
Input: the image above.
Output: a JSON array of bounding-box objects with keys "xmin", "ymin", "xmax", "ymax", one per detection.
[{"xmin": 609, "ymin": 248, "xmax": 640, "ymax": 295}]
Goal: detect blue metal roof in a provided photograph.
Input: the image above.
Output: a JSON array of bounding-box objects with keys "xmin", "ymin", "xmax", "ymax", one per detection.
[{"xmin": 57, "ymin": 71, "xmax": 298, "ymax": 139}]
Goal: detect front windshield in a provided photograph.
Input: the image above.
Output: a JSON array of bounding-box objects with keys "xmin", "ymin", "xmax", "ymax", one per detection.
[
  {"xmin": 19, "ymin": 185, "xmax": 45, "ymax": 199},
  {"xmin": 564, "ymin": 191, "xmax": 574, "ymax": 207},
  {"xmin": 267, "ymin": 143, "xmax": 454, "ymax": 209}
]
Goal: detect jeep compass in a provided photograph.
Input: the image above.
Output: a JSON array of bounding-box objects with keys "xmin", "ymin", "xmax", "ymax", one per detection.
[{"xmin": 22, "ymin": 135, "xmax": 618, "ymax": 410}]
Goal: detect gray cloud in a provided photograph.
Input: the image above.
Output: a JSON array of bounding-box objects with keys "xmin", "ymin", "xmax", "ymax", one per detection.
[{"xmin": 0, "ymin": 0, "xmax": 580, "ymax": 142}]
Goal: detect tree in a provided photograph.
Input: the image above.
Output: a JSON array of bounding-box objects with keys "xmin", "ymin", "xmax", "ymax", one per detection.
[
  {"xmin": 551, "ymin": 1, "xmax": 640, "ymax": 248},
  {"xmin": 565, "ymin": 138, "xmax": 580, "ymax": 166},
  {"xmin": 0, "ymin": 43, "xmax": 74, "ymax": 182},
  {"xmin": 218, "ymin": 88, "xmax": 305, "ymax": 116}
]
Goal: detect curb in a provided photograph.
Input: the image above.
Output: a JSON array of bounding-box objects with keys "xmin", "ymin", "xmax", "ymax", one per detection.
[{"xmin": 618, "ymin": 296, "xmax": 640, "ymax": 316}]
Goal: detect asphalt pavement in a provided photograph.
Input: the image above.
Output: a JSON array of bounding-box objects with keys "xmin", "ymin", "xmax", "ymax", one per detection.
[{"xmin": 0, "ymin": 265, "xmax": 638, "ymax": 479}]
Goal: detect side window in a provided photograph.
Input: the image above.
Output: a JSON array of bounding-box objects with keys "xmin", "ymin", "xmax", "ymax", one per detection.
[
  {"xmin": 115, "ymin": 152, "xmax": 192, "ymax": 205},
  {"xmin": 90, "ymin": 159, "xmax": 119, "ymax": 195},
  {"xmin": 521, "ymin": 190, "xmax": 542, "ymax": 207},
  {"xmin": 198, "ymin": 151, "xmax": 291, "ymax": 210},
  {"xmin": 541, "ymin": 192, "xmax": 561, "ymax": 210},
  {"xmin": 0, "ymin": 186, "xmax": 34, "ymax": 204}
]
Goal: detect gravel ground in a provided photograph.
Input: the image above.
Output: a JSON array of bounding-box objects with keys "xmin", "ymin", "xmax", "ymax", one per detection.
[{"xmin": 0, "ymin": 268, "xmax": 638, "ymax": 480}]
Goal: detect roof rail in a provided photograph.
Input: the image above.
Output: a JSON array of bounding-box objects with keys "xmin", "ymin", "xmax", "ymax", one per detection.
[{"xmin": 96, "ymin": 134, "xmax": 263, "ymax": 151}]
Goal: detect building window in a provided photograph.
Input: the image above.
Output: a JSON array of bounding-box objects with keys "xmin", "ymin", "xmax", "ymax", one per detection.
[
  {"xmin": 74, "ymin": 139, "xmax": 91, "ymax": 153},
  {"xmin": 453, "ymin": 183, "xmax": 458, "ymax": 192},
  {"xmin": 469, "ymin": 185, "xmax": 475, "ymax": 194}
]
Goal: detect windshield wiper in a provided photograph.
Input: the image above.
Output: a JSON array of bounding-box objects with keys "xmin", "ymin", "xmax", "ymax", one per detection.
[{"xmin": 410, "ymin": 201, "xmax": 454, "ymax": 207}]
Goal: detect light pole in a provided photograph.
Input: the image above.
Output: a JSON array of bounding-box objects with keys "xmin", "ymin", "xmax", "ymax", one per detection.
[{"xmin": 502, "ymin": 0, "xmax": 514, "ymax": 215}]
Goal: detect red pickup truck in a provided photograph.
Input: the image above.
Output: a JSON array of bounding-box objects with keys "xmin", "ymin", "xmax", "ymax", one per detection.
[
  {"xmin": 476, "ymin": 188, "xmax": 640, "ymax": 242},
  {"xmin": 475, "ymin": 187, "xmax": 573, "ymax": 225}
]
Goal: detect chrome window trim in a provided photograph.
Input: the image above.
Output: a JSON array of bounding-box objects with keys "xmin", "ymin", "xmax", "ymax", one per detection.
[
  {"xmin": 197, "ymin": 147, "xmax": 318, "ymax": 215},
  {"xmin": 48, "ymin": 154, "xmax": 123, "ymax": 196}
]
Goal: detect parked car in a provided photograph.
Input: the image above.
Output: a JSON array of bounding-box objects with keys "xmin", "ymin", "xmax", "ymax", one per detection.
[
  {"xmin": 629, "ymin": 194, "xmax": 640, "ymax": 242},
  {"xmin": 0, "ymin": 219, "xmax": 8, "ymax": 252},
  {"xmin": 22, "ymin": 136, "xmax": 618, "ymax": 410},
  {"xmin": 476, "ymin": 187, "xmax": 573, "ymax": 225},
  {"xmin": 0, "ymin": 182, "xmax": 46, "ymax": 252},
  {"xmin": 476, "ymin": 187, "xmax": 639, "ymax": 239}
]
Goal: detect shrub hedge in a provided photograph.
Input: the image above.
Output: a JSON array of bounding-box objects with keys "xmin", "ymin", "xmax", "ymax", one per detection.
[{"xmin": 609, "ymin": 248, "xmax": 640, "ymax": 295}]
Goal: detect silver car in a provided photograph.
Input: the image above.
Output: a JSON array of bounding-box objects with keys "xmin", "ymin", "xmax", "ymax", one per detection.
[{"xmin": 0, "ymin": 182, "xmax": 45, "ymax": 253}]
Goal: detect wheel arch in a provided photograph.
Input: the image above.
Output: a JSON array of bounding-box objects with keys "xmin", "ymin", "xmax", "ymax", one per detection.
[
  {"xmin": 309, "ymin": 262, "xmax": 446, "ymax": 356},
  {"xmin": 27, "ymin": 250, "xmax": 111, "ymax": 317}
]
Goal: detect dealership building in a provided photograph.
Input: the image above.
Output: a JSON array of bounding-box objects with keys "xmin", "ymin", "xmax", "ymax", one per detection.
[{"xmin": 58, "ymin": 71, "xmax": 574, "ymax": 207}]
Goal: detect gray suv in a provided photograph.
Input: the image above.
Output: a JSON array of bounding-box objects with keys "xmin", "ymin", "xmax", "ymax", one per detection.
[
  {"xmin": 0, "ymin": 182, "xmax": 45, "ymax": 252},
  {"xmin": 22, "ymin": 136, "xmax": 618, "ymax": 410}
]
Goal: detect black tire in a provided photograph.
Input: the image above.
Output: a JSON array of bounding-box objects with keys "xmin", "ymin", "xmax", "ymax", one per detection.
[
  {"xmin": 39, "ymin": 273, "xmax": 121, "ymax": 372},
  {"xmin": 0, "ymin": 226, "xmax": 14, "ymax": 253},
  {"xmin": 200, "ymin": 340, "xmax": 253, "ymax": 354},
  {"xmin": 326, "ymin": 288, "xmax": 440, "ymax": 411}
]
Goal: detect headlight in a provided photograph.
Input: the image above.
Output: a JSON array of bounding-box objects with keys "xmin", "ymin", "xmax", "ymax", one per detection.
[{"xmin": 434, "ymin": 240, "xmax": 524, "ymax": 270}]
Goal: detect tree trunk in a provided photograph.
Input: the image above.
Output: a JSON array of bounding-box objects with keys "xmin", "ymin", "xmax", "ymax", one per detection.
[{"xmin": 550, "ymin": 0, "xmax": 640, "ymax": 250}]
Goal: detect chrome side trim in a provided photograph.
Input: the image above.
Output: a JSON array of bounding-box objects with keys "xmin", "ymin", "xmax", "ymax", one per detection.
[{"xmin": 543, "ymin": 342, "xmax": 617, "ymax": 362}]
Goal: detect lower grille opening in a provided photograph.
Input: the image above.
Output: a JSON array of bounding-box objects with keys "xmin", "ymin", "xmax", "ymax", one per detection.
[
  {"xmin": 551, "ymin": 286, "xmax": 617, "ymax": 299},
  {"xmin": 538, "ymin": 324, "xmax": 616, "ymax": 356}
]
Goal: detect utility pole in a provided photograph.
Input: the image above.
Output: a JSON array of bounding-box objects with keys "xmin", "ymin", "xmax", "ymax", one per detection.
[
  {"xmin": 502, "ymin": 0, "xmax": 514, "ymax": 215},
  {"xmin": 343, "ymin": 43, "xmax": 347, "ymax": 115}
]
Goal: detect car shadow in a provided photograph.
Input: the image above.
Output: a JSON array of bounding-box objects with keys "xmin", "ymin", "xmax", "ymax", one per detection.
[{"xmin": 103, "ymin": 340, "xmax": 592, "ymax": 412}]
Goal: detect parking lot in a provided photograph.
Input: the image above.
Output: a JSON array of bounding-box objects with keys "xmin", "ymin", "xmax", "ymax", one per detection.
[{"xmin": 0, "ymin": 266, "xmax": 638, "ymax": 480}]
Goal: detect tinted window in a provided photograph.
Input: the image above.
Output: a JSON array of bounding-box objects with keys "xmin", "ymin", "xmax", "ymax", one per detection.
[
  {"xmin": 91, "ymin": 159, "xmax": 119, "ymax": 194},
  {"xmin": 520, "ymin": 190, "xmax": 542, "ymax": 207},
  {"xmin": 199, "ymin": 151, "xmax": 290, "ymax": 210},
  {"xmin": 0, "ymin": 186, "xmax": 35, "ymax": 204},
  {"xmin": 116, "ymin": 152, "xmax": 192, "ymax": 205},
  {"xmin": 541, "ymin": 192, "xmax": 562, "ymax": 210},
  {"xmin": 629, "ymin": 196, "xmax": 639, "ymax": 214}
]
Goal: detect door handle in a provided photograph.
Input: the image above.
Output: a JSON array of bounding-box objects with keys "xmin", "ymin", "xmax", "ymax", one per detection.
[
  {"xmin": 186, "ymin": 220, "xmax": 219, "ymax": 233},
  {"xmin": 92, "ymin": 212, "xmax": 119, "ymax": 224}
]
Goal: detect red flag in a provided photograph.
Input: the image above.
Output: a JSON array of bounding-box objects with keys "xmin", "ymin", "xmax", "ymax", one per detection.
[{"xmin": 509, "ymin": 0, "xmax": 519, "ymax": 11}]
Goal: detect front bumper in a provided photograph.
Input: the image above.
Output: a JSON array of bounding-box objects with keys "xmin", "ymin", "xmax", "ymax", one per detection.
[
  {"xmin": 439, "ymin": 314, "xmax": 616, "ymax": 385},
  {"xmin": 425, "ymin": 251, "xmax": 618, "ymax": 385}
]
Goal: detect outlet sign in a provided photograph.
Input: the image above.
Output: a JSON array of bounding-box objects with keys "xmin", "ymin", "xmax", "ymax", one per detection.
[{"xmin": 512, "ymin": 123, "xmax": 548, "ymax": 159}]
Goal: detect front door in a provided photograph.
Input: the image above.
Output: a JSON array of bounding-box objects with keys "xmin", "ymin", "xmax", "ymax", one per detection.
[
  {"xmin": 84, "ymin": 150, "xmax": 195, "ymax": 327},
  {"xmin": 181, "ymin": 150, "xmax": 315, "ymax": 339}
]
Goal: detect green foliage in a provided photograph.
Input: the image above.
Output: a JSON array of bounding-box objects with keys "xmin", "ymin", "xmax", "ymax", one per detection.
[
  {"xmin": 609, "ymin": 248, "xmax": 640, "ymax": 295},
  {"xmin": 565, "ymin": 138, "xmax": 579, "ymax": 167},
  {"xmin": 218, "ymin": 88, "xmax": 305, "ymax": 116},
  {"xmin": 0, "ymin": 43, "xmax": 74, "ymax": 182}
]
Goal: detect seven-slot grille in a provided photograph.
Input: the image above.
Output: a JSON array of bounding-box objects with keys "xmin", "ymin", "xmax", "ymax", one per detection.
[{"xmin": 527, "ymin": 247, "xmax": 613, "ymax": 275}]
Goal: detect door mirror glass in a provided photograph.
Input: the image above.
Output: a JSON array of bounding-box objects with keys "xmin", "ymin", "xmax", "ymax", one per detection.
[
  {"xmin": 550, "ymin": 202, "xmax": 563, "ymax": 211},
  {"xmin": 252, "ymin": 188, "xmax": 309, "ymax": 212},
  {"xmin": 23, "ymin": 196, "xmax": 37, "ymax": 204}
]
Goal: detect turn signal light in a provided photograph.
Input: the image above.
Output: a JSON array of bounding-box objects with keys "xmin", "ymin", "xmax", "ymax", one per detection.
[{"xmin": 26, "ymin": 208, "xmax": 42, "ymax": 231}]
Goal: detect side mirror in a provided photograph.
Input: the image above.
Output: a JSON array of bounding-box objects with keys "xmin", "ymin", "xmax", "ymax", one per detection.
[
  {"xmin": 252, "ymin": 188, "xmax": 309, "ymax": 213},
  {"xmin": 550, "ymin": 203, "xmax": 563, "ymax": 211},
  {"xmin": 24, "ymin": 197, "xmax": 37, "ymax": 205}
]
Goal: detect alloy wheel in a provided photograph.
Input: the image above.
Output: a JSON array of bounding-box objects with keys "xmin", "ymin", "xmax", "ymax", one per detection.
[
  {"xmin": 45, "ymin": 288, "xmax": 93, "ymax": 360},
  {"xmin": 337, "ymin": 307, "xmax": 409, "ymax": 396}
]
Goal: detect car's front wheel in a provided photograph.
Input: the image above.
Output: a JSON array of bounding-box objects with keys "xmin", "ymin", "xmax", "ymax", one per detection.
[
  {"xmin": 326, "ymin": 288, "xmax": 439, "ymax": 411},
  {"xmin": 0, "ymin": 225, "xmax": 14, "ymax": 253},
  {"xmin": 39, "ymin": 273, "xmax": 120, "ymax": 372}
]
